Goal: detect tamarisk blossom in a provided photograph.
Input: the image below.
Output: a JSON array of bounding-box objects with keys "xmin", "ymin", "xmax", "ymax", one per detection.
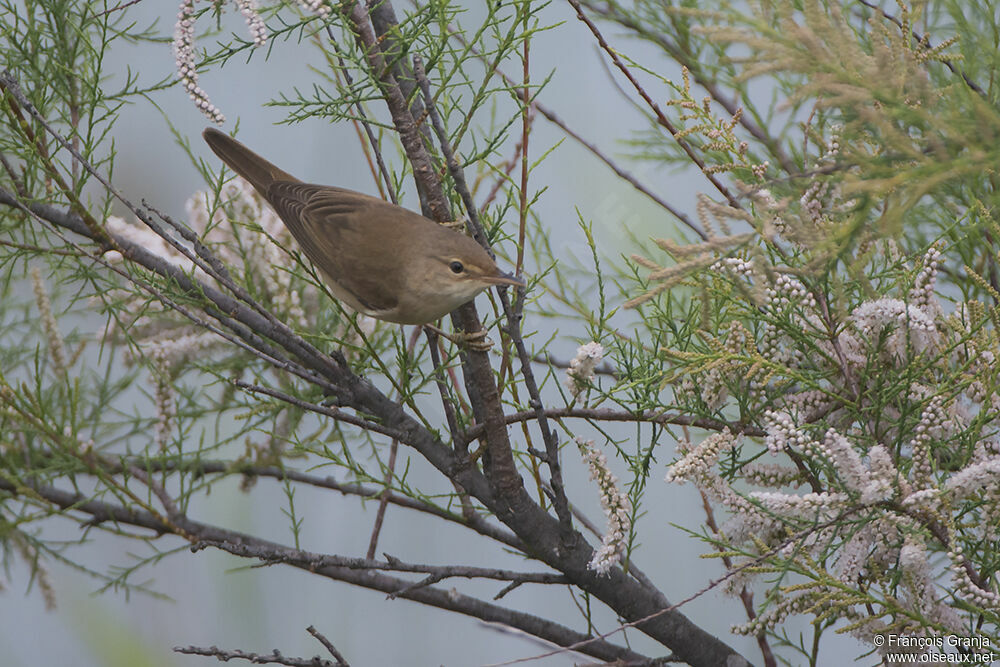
[
  {"xmin": 564, "ymin": 342, "xmax": 605, "ymax": 402},
  {"xmin": 31, "ymin": 267, "xmax": 68, "ymax": 377},
  {"xmin": 576, "ymin": 438, "xmax": 631, "ymax": 574},
  {"xmin": 173, "ymin": 0, "xmax": 226, "ymax": 124},
  {"xmin": 173, "ymin": 1, "xmax": 331, "ymax": 123}
]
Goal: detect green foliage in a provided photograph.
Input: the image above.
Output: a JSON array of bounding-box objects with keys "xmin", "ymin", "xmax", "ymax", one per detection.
[{"xmin": 5, "ymin": 1, "xmax": 1000, "ymax": 665}]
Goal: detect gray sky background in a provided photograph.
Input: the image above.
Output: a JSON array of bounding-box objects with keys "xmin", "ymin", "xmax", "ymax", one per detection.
[{"xmin": 0, "ymin": 2, "xmax": 863, "ymax": 666}]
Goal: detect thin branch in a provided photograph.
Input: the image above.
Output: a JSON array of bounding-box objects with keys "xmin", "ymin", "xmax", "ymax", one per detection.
[
  {"xmin": 529, "ymin": 100, "xmax": 707, "ymax": 240},
  {"xmin": 1, "ymin": 476, "xmax": 647, "ymax": 665},
  {"xmin": 578, "ymin": 0, "xmax": 798, "ymax": 176},
  {"xmin": 105, "ymin": 457, "xmax": 523, "ymax": 550},
  {"xmin": 566, "ymin": 0, "xmax": 742, "ymax": 210},
  {"xmin": 410, "ymin": 54, "xmax": 574, "ymax": 532},
  {"xmin": 441, "ymin": 24, "xmax": 706, "ymax": 239},
  {"xmin": 425, "ymin": 328, "xmax": 465, "ymax": 448},
  {"xmin": 307, "ymin": 626, "xmax": 351, "ymax": 667},
  {"xmin": 365, "ymin": 435, "xmax": 398, "ymax": 560},
  {"xmin": 321, "ymin": 25, "xmax": 398, "ymax": 204},
  {"xmin": 461, "ymin": 407, "xmax": 765, "ymax": 446},
  {"xmin": 94, "ymin": 0, "xmax": 144, "ymax": 18},
  {"xmin": 410, "ymin": 55, "xmax": 491, "ymax": 253},
  {"xmin": 175, "ymin": 645, "xmax": 336, "ymax": 666},
  {"xmin": 233, "ymin": 379, "xmax": 409, "ymax": 442},
  {"xmin": 698, "ymin": 489, "xmax": 775, "ymax": 667},
  {"xmin": 192, "ymin": 539, "xmax": 569, "ymax": 589}
]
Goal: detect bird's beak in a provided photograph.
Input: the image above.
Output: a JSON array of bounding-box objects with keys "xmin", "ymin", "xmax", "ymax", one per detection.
[{"xmin": 480, "ymin": 270, "xmax": 526, "ymax": 288}]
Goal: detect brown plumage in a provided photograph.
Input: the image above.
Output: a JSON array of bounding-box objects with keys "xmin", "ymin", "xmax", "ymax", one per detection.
[{"xmin": 203, "ymin": 128, "xmax": 521, "ymax": 324}]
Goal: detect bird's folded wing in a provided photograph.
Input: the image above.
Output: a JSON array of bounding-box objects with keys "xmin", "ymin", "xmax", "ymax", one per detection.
[{"xmin": 265, "ymin": 182, "xmax": 402, "ymax": 315}]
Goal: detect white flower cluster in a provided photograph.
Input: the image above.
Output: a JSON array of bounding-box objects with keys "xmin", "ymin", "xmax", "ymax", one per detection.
[
  {"xmin": 949, "ymin": 539, "xmax": 1000, "ymax": 609},
  {"xmin": 795, "ymin": 126, "xmax": 843, "ymax": 230},
  {"xmin": 564, "ymin": 341, "xmax": 605, "ymax": 403},
  {"xmin": 732, "ymin": 590, "xmax": 836, "ymax": 635},
  {"xmin": 838, "ymin": 514, "xmax": 913, "ymax": 585},
  {"xmin": 759, "ymin": 413, "xmax": 904, "ymax": 505},
  {"xmin": 710, "ymin": 256, "xmax": 755, "ymax": 280},
  {"xmin": 767, "ymin": 273, "xmax": 816, "ymax": 310},
  {"xmin": 748, "ymin": 489, "xmax": 849, "ymax": 517},
  {"xmin": 665, "ymin": 429, "xmax": 737, "ymax": 483},
  {"xmin": 900, "ymin": 537, "xmax": 964, "ymax": 632},
  {"xmin": 138, "ymin": 332, "xmax": 220, "ymax": 369},
  {"xmin": 173, "ymin": 0, "xmax": 225, "ymax": 125},
  {"xmin": 860, "ymin": 445, "xmax": 898, "ymax": 504},
  {"xmin": 908, "ymin": 245, "xmax": 941, "ymax": 311},
  {"xmin": 800, "ymin": 180, "xmax": 832, "ymax": 225},
  {"xmin": 907, "ymin": 395, "xmax": 948, "ymax": 490},
  {"xmin": 172, "ymin": 1, "xmax": 331, "ymax": 123},
  {"xmin": 943, "ymin": 458, "xmax": 1000, "ymax": 500},
  {"xmin": 101, "ymin": 179, "xmax": 319, "ymax": 369},
  {"xmin": 31, "ymin": 267, "xmax": 68, "ymax": 377},
  {"xmin": 847, "ymin": 298, "xmax": 940, "ymax": 360},
  {"xmin": 151, "ymin": 348, "xmax": 176, "ymax": 452},
  {"xmin": 577, "ymin": 438, "xmax": 632, "ymax": 575},
  {"xmin": 740, "ymin": 461, "xmax": 803, "ymax": 488},
  {"xmin": 234, "ymin": 0, "xmax": 267, "ymax": 46},
  {"xmin": 295, "ymin": 0, "xmax": 331, "ymax": 17},
  {"xmin": 761, "ymin": 409, "xmax": 810, "ymax": 454}
]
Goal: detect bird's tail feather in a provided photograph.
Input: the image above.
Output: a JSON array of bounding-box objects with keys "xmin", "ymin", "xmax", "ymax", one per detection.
[{"xmin": 202, "ymin": 128, "xmax": 299, "ymax": 191}]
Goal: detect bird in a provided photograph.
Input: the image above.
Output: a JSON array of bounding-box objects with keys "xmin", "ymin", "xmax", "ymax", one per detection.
[{"xmin": 202, "ymin": 128, "xmax": 523, "ymax": 344}]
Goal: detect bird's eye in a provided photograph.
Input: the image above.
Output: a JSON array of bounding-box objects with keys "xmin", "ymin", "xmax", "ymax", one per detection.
[{"xmin": 449, "ymin": 261, "xmax": 464, "ymax": 274}]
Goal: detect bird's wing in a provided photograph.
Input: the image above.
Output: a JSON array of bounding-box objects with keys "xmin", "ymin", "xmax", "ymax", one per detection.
[{"xmin": 264, "ymin": 182, "xmax": 402, "ymax": 316}]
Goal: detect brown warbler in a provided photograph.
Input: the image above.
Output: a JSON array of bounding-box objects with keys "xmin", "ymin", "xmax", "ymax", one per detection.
[{"xmin": 202, "ymin": 128, "xmax": 522, "ymax": 331}]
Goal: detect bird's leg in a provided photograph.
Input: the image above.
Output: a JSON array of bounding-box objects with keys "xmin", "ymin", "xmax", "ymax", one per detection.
[
  {"xmin": 440, "ymin": 218, "xmax": 467, "ymax": 233},
  {"xmin": 423, "ymin": 323, "xmax": 493, "ymax": 352}
]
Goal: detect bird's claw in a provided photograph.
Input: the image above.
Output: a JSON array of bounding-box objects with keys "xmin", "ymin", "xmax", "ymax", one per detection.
[{"xmin": 424, "ymin": 325, "xmax": 494, "ymax": 352}]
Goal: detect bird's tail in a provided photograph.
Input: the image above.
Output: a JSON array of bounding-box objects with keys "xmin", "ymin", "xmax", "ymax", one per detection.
[{"xmin": 202, "ymin": 128, "xmax": 299, "ymax": 191}]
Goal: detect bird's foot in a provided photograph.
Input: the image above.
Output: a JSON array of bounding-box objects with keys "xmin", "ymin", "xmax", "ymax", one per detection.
[
  {"xmin": 424, "ymin": 324, "xmax": 493, "ymax": 352},
  {"xmin": 440, "ymin": 218, "xmax": 468, "ymax": 233}
]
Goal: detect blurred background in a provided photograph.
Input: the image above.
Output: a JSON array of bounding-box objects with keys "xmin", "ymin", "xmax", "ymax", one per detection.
[{"xmin": 0, "ymin": 1, "xmax": 861, "ymax": 665}]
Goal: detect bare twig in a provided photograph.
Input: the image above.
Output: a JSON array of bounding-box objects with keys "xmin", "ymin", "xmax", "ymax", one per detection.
[
  {"xmin": 566, "ymin": 1, "xmax": 743, "ymax": 210},
  {"xmin": 232, "ymin": 379, "xmax": 409, "ymax": 442},
  {"xmin": 441, "ymin": 23, "xmax": 706, "ymax": 239},
  {"xmin": 101, "ymin": 456, "xmax": 523, "ymax": 550},
  {"xmin": 366, "ymin": 436, "xmax": 399, "ymax": 560},
  {"xmin": 578, "ymin": 0, "xmax": 798, "ymax": 176},
  {"xmin": 461, "ymin": 406, "xmax": 766, "ymax": 446},
  {"xmin": 175, "ymin": 644, "xmax": 336, "ymax": 666},
  {"xmin": 191, "ymin": 539, "xmax": 569, "ymax": 590},
  {"xmin": 0, "ymin": 475, "xmax": 643, "ymax": 664},
  {"xmin": 307, "ymin": 626, "xmax": 351, "ymax": 667}
]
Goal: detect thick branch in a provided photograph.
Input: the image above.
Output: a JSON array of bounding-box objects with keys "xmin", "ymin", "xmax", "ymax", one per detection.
[
  {"xmin": 0, "ymin": 477, "xmax": 649, "ymax": 665},
  {"xmin": 343, "ymin": 3, "xmax": 753, "ymax": 665}
]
